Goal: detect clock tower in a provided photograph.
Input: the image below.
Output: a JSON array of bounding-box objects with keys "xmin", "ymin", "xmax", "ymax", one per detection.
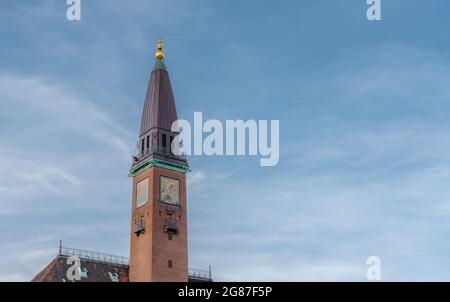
[{"xmin": 129, "ymin": 40, "xmax": 190, "ymax": 282}]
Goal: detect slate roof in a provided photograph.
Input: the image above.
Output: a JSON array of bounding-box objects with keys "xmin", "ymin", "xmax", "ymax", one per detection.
[
  {"xmin": 31, "ymin": 255, "xmax": 129, "ymax": 282},
  {"xmin": 31, "ymin": 248, "xmax": 213, "ymax": 282}
]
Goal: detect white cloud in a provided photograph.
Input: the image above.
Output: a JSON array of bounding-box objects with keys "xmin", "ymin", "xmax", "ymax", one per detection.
[
  {"xmin": 187, "ymin": 170, "xmax": 206, "ymax": 186},
  {"xmin": 0, "ymin": 73, "xmax": 135, "ymax": 214},
  {"xmin": 20, "ymin": 249, "xmax": 55, "ymax": 264},
  {"xmin": 0, "ymin": 69, "xmax": 132, "ymax": 283},
  {"xmin": 188, "ymin": 44, "xmax": 450, "ymax": 281},
  {"xmin": 0, "ymin": 73, "xmax": 133, "ymax": 159},
  {"xmin": 218, "ymin": 260, "xmax": 364, "ymax": 282},
  {"xmin": 0, "ymin": 155, "xmax": 81, "ymax": 209}
]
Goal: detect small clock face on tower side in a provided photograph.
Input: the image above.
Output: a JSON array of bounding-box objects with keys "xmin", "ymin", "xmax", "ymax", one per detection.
[{"xmin": 160, "ymin": 176, "xmax": 180, "ymax": 206}]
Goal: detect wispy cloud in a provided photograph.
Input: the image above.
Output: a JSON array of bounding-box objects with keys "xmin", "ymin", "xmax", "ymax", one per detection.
[
  {"xmin": 188, "ymin": 44, "xmax": 450, "ymax": 281},
  {"xmin": 0, "ymin": 73, "xmax": 133, "ymax": 159},
  {"xmin": 0, "ymin": 72, "xmax": 135, "ymax": 216},
  {"xmin": 187, "ymin": 170, "xmax": 206, "ymax": 186},
  {"xmin": 0, "ymin": 72, "xmax": 134, "ymax": 279},
  {"xmin": 0, "ymin": 155, "xmax": 81, "ymax": 202}
]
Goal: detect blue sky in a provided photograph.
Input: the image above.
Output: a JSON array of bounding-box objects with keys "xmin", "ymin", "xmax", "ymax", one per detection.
[{"xmin": 1, "ymin": 0, "xmax": 450, "ymax": 281}]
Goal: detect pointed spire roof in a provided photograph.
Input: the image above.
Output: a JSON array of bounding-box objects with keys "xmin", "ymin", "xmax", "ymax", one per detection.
[{"xmin": 140, "ymin": 39, "xmax": 178, "ymax": 135}]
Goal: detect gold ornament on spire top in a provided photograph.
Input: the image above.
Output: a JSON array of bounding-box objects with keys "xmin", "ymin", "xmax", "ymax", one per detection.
[{"xmin": 155, "ymin": 39, "xmax": 165, "ymax": 61}]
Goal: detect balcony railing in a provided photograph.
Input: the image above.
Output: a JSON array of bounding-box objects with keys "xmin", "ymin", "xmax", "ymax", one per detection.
[
  {"xmin": 137, "ymin": 145, "xmax": 187, "ymax": 162},
  {"xmin": 59, "ymin": 245, "xmax": 130, "ymax": 266},
  {"xmin": 165, "ymin": 218, "xmax": 179, "ymax": 234},
  {"xmin": 188, "ymin": 267, "xmax": 213, "ymax": 281},
  {"xmin": 58, "ymin": 242, "xmax": 212, "ymax": 280},
  {"xmin": 134, "ymin": 219, "xmax": 145, "ymax": 236}
]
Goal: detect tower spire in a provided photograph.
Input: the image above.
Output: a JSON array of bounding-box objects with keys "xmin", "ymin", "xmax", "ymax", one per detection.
[{"xmin": 129, "ymin": 38, "xmax": 189, "ymax": 282}]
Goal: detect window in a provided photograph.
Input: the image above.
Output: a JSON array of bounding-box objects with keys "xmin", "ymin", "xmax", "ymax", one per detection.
[
  {"xmin": 169, "ymin": 136, "xmax": 174, "ymax": 154},
  {"xmin": 146, "ymin": 136, "xmax": 150, "ymax": 149},
  {"xmin": 162, "ymin": 134, "xmax": 167, "ymax": 148},
  {"xmin": 168, "ymin": 233, "xmax": 173, "ymax": 241},
  {"xmin": 141, "ymin": 139, "xmax": 145, "ymax": 156},
  {"xmin": 168, "ymin": 260, "xmax": 173, "ymax": 268},
  {"xmin": 134, "ymin": 218, "xmax": 145, "ymax": 236}
]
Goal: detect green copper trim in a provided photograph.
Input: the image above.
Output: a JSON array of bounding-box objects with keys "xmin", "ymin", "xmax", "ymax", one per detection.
[
  {"xmin": 129, "ymin": 158, "xmax": 190, "ymax": 177},
  {"xmin": 154, "ymin": 60, "xmax": 166, "ymax": 70}
]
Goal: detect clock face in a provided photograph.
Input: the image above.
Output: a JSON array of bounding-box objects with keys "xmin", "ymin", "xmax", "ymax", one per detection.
[
  {"xmin": 136, "ymin": 178, "xmax": 149, "ymax": 208},
  {"xmin": 160, "ymin": 176, "xmax": 180, "ymax": 206}
]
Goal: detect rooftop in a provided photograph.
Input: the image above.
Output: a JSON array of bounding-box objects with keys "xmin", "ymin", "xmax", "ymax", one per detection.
[{"xmin": 32, "ymin": 242, "xmax": 213, "ymax": 282}]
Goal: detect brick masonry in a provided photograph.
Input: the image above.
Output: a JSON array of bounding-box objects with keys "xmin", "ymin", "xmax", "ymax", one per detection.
[{"xmin": 129, "ymin": 166, "xmax": 188, "ymax": 282}]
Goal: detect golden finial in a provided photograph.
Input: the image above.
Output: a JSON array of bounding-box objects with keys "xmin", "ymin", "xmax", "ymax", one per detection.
[{"xmin": 155, "ymin": 39, "xmax": 165, "ymax": 61}]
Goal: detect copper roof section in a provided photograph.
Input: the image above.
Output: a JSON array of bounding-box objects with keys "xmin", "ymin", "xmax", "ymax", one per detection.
[{"xmin": 140, "ymin": 61, "xmax": 178, "ymax": 135}]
